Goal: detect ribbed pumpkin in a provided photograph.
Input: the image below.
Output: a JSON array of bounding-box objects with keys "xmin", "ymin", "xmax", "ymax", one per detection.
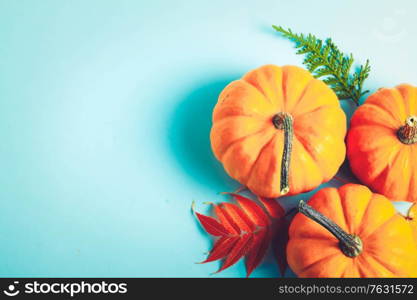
[
  {"xmin": 347, "ymin": 84, "xmax": 417, "ymax": 202},
  {"xmin": 287, "ymin": 184, "xmax": 417, "ymax": 278},
  {"xmin": 210, "ymin": 65, "xmax": 346, "ymax": 198}
]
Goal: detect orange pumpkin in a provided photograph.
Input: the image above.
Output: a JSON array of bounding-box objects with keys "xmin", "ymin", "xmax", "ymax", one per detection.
[
  {"xmin": 210, "ymin": 65, "xmax": 346, "ymax": 198},
  {"xmin": 287, "ymin": 184, "xmax": 417, "ymax": 278},
  {"xmin": 347, "ymin": 84, "xmax": 417, "ymax": 202}
]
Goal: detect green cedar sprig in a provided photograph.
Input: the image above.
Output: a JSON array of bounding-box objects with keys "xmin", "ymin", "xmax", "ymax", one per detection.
[{"xmin": 272, "ymin": 25, "xmax": 371, "ymax": 105}]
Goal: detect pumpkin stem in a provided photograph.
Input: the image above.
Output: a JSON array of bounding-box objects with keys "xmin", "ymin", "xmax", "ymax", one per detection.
[
  {"xmin": 272, "ymin": 112, "xmax": 293, "ymax": 195},
  {"xmin": 298, "ymin": 200, "xmax": 363, "ymax": 258},
  {"xmin": 397, "ymin": 116, "xmax": 417, "ymax": 145}
]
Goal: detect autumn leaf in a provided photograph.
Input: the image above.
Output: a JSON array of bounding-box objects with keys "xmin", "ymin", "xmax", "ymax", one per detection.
[
  {"xmin": 193, "ymin": 193, "xmax": 288, "ymax": 277},
  {"xmin": 194, "ymin": 211, "xmax": 229, "ymax": 236},
  {"xmin": 257, "ymin": 195, "xmax": 289, "ymax": 275},
  {"xmin": 257, "ymin": 196, "xmax": 285, "ymax": 219},
  {"xmin": 245, "ymin": 228, "xmax": 270, "ymax": 276}
]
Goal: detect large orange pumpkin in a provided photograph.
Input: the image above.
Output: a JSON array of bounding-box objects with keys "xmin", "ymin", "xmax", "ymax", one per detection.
[
  {"xmin": 210, "ymin": 65, "xmax": 346, "ymax": 198},
  {"xmin": 287, "ymin": 184, "xmax": 417, "ymax": 278},
  {"xmin": 347, "ymin": 84, "xmax": 417, "ymax": 202}
]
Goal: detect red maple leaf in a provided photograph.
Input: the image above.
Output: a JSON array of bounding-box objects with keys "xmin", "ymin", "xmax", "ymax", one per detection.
[{"xmin": 193, "ymin": 193, "xmax": 288, "ymax": 277}]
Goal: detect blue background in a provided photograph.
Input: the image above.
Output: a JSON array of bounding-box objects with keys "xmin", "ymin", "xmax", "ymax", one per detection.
[{"xmin": 0, "ymin": 0, "xmax": 416, "ymax": 277}]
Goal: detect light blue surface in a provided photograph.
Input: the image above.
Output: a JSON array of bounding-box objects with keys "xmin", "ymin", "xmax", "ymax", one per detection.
[{"xmin": 0, "ymin": 0, "xmax": 416, "ymax": 277}]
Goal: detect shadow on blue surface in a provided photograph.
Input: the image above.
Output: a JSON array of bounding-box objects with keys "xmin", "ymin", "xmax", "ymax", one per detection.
[{"xmin": 168, "ymin": 78, "xmax": 240, "ymax": 191}]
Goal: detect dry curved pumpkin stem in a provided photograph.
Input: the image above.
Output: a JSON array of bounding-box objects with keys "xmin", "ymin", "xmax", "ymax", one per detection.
[
  {"xmin": 298, "ymin": 200, "xmax": 363, "ymax": 258},
  {"xmin": 272, "ymin": 112, "xmax": 294, "ymax": 195}
]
